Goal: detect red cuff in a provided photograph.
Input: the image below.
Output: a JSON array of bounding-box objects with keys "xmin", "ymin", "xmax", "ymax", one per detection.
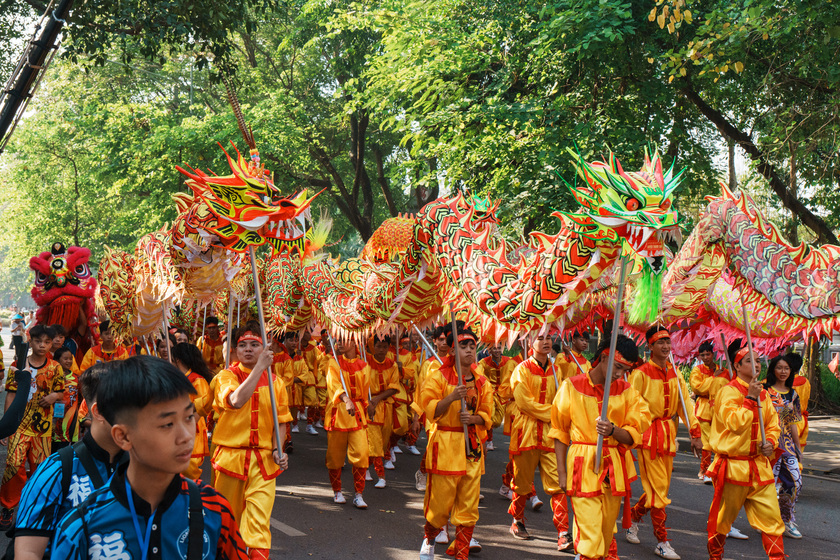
[
  {"xmin": 743, "ymin": 398, "xmax": 758, "ymax": 411},
  {"xmin": 689, "ymin": 426, "xmax": 701, "ymax": 439}
]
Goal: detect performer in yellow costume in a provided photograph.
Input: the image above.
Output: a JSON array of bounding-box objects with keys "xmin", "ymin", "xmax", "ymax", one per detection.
[
  {"xmin": 211, "ymin": 321, "xmax": 290, "ymax": 560},
  {"xmin": 394, "ymin": 334, "xmax": 420, "ymax": 455},
  {"xmin": 301, "ymin": 330, "xmax": 322, "ymax": 433},
  {"xmin": 172, "ymin": 342, "xmax": 213, "ymax": 480},
  {"xmin": 475, "ymin": 343, "xmax": 517, "ymax": 452},
  {"xmin": 552, "ymin": 334, "xmax": 648, "ymax": 560},
  {"xmin": 366, "ymin": 335, "xmax": 400, "ymax": 486},
  {"xmin": 325, "ymin": 338, "xmax": 371, "ymax": 509},
  {"xmin": 554, "ymin": 331, "xmax": 592, "ymax": 382},
  {"xmin": 411, "ymin": 325, "xmax": 447, "ymax": 495},
  {"xmin": 706, "ymin": 340, "xmax": 784, "ymax": 560},
  {"xmin": 689, "ymin": 340, "xmax": 730, "ymax": 481},
  {"xmin": 79, "ymin": 320, "xmax": 129, "ymax": 371},
  {"xmin": 626, "ymin": 326, "xmax": 702, "ymax": 560},
  {"xmin": 418, "ymin": 324, "xmax": 492, "ymax": 560},
  {"xmin": 315, "ymin": 331, "xmax": 332, "ymax": 428},
  {"xmin": 786, "ymin": 353, "xmax": 810, "ymax": 447},
  {"xmin": 507, "ymin": 334, "xmax": 571, "ymax": 551},
  {"xmin": 196, "ymin": 315, "xmax": 226, "ymax": 374}
]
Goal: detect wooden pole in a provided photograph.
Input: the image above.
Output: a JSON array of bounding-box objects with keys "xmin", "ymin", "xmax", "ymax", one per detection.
[
  {"xmin": 449, "ymin": 307, "xmax": 470, "ymax": 455},
  {"xmin": 669, "ymin": 353, "xmax": 700, "ymax": 458},
  {"xmin": 739, "ymin": 294, "xmax": 766, "ymax": 445},
  {"xmin": 225, "ymin": 291, "xmax": 235, "ymax": 369}
]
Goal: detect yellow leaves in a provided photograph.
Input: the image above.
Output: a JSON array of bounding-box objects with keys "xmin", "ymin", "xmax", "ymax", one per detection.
[
  {"xmin": 679, "ymin": 67, "xmax": 687, "ymax": 76},
  {"xmin": 657, "ymin": 13, "xmax": 666, "ymax": 29},
  {"xmin": 669, "ymin": 75, "xmax": 675, "ymax": 83},
  {"xmin": 684, "ymin": 10, "xmax": 692, "ymax": 24},
  {"xmin": 649, "ymin": 7, "xmax": 657, "ymax": 22},
  {"xmin": 647, "ymin": 57, "xmax": 655, "ymax": 64},
  {"xmin": 667, "ymin": 22, "xmax": 675, "ymax": 34},
  {"xmin": 762, "ymin": 33, "xmax": 769, "ymax": 40},
  {"xmin": 735, "ymin": 61, "xmax": 745, "ymax": 73}
]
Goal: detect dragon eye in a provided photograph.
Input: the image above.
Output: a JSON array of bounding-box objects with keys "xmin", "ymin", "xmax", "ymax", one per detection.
[
  {"xmin": 661, "ymin": 199, "xmax": 672, "ymax": 210},
  {"xmin": 35, "ymin": 272, "xmax": 47, "ymax": 284},
  {"xmin": 75, "ymin": 265, "xmax": 90, "ymax": 277},
  {"xmin": 625, "ymin": 199, "xmax": 640, "ymax": 211}
]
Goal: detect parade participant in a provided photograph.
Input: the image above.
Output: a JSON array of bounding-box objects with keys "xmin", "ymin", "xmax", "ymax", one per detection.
[
  {"xmin": 785, "ymin": 353, "xmax": 810, "ymax": 447},
  {"xmin": 507, "ymin": 333, "xmax": 571, "ymax": 550},
  {"xmin": 13, "ymin": 361, "xmax": 123, "ymax": 560},
  {"xmin": 689, "ymin": 341, "xmax": 729, "ymax": 483},
  {"xmin": 9, "ymin": 314, "xmax": 25, "ymax": 353},
  {"xmin": 764, "ymin": 355, "xmax": 803, "ymax": 539},
  {"xmin": 314, "ymin": 331, "xmax": 332, "ymax": 428},
  {"xmin": 475, "ymin": 343, "xmax": 516, "ymax": 452},
  {"xmin": 0, "ymin": 325, "xmax": 64, "ymax": 530},
  {"xmin": 392, "ymin": 333, "xmax": 420, "ymax": 455},
  {"xmin": 626, "ymin": 325, "xmax": 702, "ymax": 560},
  {"xmin": 301, "ymin": 330, "xmax": 322, "ymax": 434},
  {"xmin": 325, "ymin": 337, "xmax": 371, "ymax": 509},
  {"xmin": 706, "ymin": 341, "xmax": 784, "ymax": 560},
  {"xmin": 551, "ymin": 334, "xmax": 648, "ymax": 560},
  {"xmin": 281, "ymin": 331, "xmax": 312, "ymax": 435},
  {"xmin": 212, "ymin": 322, "xmax": 291, "ymax": 559},
  {"xmin": 197, "ymin": 316, "xmax": 226, "ymax": 374},
  {"xmin": 366, "ymin": 335, "xmax": 400, "ymax": 487},
  {"xmin": 555, "ymin": 331, "xmax": 592, "ymax": 382},
  {"xmin": 418, "ymin": 324, "xmax": 492, "ymax": 560},
  {"xmin": 157, "ymin": 335, "xmax": 176, "ymax": 362},
  {"xmin": 50, "ymin": 347, "xmax": 82, "ymax": 453},
  {"xmin": 411, "ymin": 325, "xmax": 448, "ymax": 494},
  {"xmin": 173, "ymin": 328, "xmax": 190, "ymax": 344},
  {"xmin": 79, "ymin": 320, "xmax": 129, "ymax": 371},
  {"xmin": 51, "ymin": 355, "xmax": 250, "ymax": 560},
  {"xmin": 172, "ymin": 343, "xmax": 214, "ymax": 480}
]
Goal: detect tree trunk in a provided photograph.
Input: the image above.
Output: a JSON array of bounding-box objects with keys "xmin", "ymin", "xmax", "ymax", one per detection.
[
  {"xmin": 372, "ymin": 145, "xmax": 398, "ymax": 217},
  {"xmin": 802, "ymin": 335, "xmax": 823, "ymax": 408},
  {"xmin": 680, "ymin": 82, "xmax": 838, "ymax": 245},
  {"xmin": 788, "ymin": 141, "xmax": 799, "ymax": 246},
  {"xmin": 728, "ymin": 138, "xmax": 737, "ymax": 191}
]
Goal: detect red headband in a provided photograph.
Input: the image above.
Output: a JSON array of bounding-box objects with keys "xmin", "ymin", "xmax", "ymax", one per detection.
[
  {"xmin": 457, "ymin": 333, "xmax": 477, "ymax": 343},
  {"xmin": 734, "ymin": 347, "xmax": 750, "ymax": 364},
  {"xmin": 238, "ymin": 331, "xmax": 262, "ymax": 344},
  {"xmin": 614, "ymin": 351, "xmax": 634, "ymax": 368},
  {"xmin": 647, "ymin": 330, "xmax": 670, "ymax": 345}
]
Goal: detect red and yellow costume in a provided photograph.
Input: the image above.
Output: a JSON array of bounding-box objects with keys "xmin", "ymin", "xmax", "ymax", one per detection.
[
  {"xmin": 706, "ymin": 377, "xmax": 784, "ymax": 560},
  {"xmin": 690, "ymin": 362, "xmax": 731, "ymax": 474},
  {"xmin": 550, "ymin": 372, "xmax": 649, "ymax": 560},
  {"xmin": 325, "ymin": 355, "xmax": 371, "ymax": 494},
  {"xmin": 393, "ymin": 348, "xmax": 418, "ymax": 447},
  {"xmin": 791, "ymin": 375, "xmax": 810, "ymax": 447},
  {"xmin": 212, "ymin": 362, "xmax": 292, "ymax": 551},
  {"xmin": 1, "ymin": 358, "xmax": 65, "ymax": 510},
  {"xmin": 366, "ymin": 355, "xmax": 400, "ymax": 477},
  {"xmin": 555, "ymin": 350, "xmax": 591, "ymax": 383},
  {"xmin": 301, "ymin": 340, "xmax": 322, "ymax": 425},
  {"xmin": 197, "ymin": 335, "xmax": 226, "ymax": 374},
  {"xmin": 628, "ymin": 359, "xmax": 701, "ymax": 542},
  {"xmin": 52, "ymin": 361, "xmax": 82, "ymax": 447},
  {"xmin": 475, "ymin": 355, "xmax": 517, "ymax": 437},
  {"xmin": 183, "ymin": 369, "xmax": 211, "ymax": 480},
  {"xmin": 78, "ymin": 344, "xmax": 129, "ymax": 371},
  {"xmin": 418, "ymin": 356, "xmax": 493, "ymax": 559}
]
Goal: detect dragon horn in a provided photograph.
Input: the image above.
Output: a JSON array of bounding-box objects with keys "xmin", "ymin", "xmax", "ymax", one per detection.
[{"xmin": 222, "ymin": 74, "xmax": 256, "ymax": 150}]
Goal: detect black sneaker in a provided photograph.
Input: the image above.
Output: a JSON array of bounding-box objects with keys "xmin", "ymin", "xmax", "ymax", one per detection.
[
  {"xmin": 0, "ymin": 508, "xmax": 14, "ymax": 531},
  {"xmin": 558, "ymin": 531, "xmax": 573, "ymax": 551},
  {"xmin": 510, "ymin": 520, "xmax": 531, "ymax": 540}
]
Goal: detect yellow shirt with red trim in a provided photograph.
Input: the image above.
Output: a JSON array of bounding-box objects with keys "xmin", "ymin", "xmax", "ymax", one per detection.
[
  {"xmin": 186, "ymin": 370, "xmax": 210, "ymax": 458},
  {"xmin": 629, "ymin": 360, "xmax": 701, "ymax": 458},
  {"xmin": 549, "ymin": 373, "xmax": 649, "ymax": 497},
  {"xmin": 555, "ymin": 351, "xmax": 591, "ymax": 383},
  {"xmin": 367, "ymin": 356, "xmax": 400, "ymax": 425},
  {"xmin": 79, "ymin": 344, "xmax": 130, "ymax": 372},
  {"xmin": 411, "ymin": 357, "xmax": 441, "ymax": 416},
  {"xmin": 509, "ymin": 357, "xmax": 559, "ymax": 454},
  {"xmin": 302, "ymin": 341, "xmax": 320, "ymax": 383},
  {"xmin": 395, "ymin": 348, "xmax": 419, "ymax": 402},
  {"xmin": 418, "ymin": 358, "xmax": 493, "ymax": 476},
  {"xmin": 315, "ymin": 345, "xmax": 330, "ymax": 389},
  {"xmin": 475, "ymin": 355, "xmax": 517, "ymax": 394},
  {"xmin": 708, "ymin": 377, "xmax": 781, "ymax": 486},
  {"xmin": 211, "ymin": 363, "xmax": 293, "ymax": 480},
  {"xmin": 690, "ymin": 363, "xmax": 730, "ymax": 423},
  {"xmin": 197, "ymin": 335, "xmax": 226, "ymax": 374},
  {"xmin": 7, "ymin": 358, "xmax": 66, "ymax": 438},
  {"xmin": 325, "ymin": 356, "xmax": 370, "ymax": 431}
]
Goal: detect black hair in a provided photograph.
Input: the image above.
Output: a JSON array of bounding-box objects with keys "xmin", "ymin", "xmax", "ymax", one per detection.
[
  {"xmin": 232, "ymin": 320, "xmax": 263, "ymax": 345},
  {"xmin": 445, "ymin": 321, "xmax": 473, "ymax": 347},
  {"xmin": 784, "ymin": 352, "xmax": 803, "ymax": 375},
  {"xmin": 765, "ymin": 355, "xmax": 795, "ymax": 390},
  {"xmin": 645, "ymin": 324, "xmax": 669, "ymax": 342},
  {"xmin": 373, "ymin": 334, "xmax": 391, "ymax": 345},
  {"xmin": 97, "ymin": 355, "xmax": 196, "ymax": 425},
  {"xmin": 282, "ymin": 331, "xmax": 299, "ymax": 342},
  {"xmin": 49, "ymin": 324, "xmax": 68, "ymax": 337},
  {"xmin": 727, "ymin": 338, "xmax": 746, "ymax": 366},
  {"xmin": 698, "ymin": 341, "xmax": 715, "ymax": 354},
  {"xmin": 99, "ymin": 320, "xmax": 111, "ymax": 333},
  {"xmin": 552, "ymin": 341, "xmax": 563, "ymax": 354},
  {"xmin": 53, "ymin": 346, "xmax": 74, "ymax": 365},
  {"xmin": 174, "ymin": 328, "xmax": 190, "ymax": 341},
  {"xmin": 432, "ymin": 325, "xmax": 446, "ymax": 339},
  {"xmin": 320, "ymin": 328, "xmax": 328, "ymax": 336},
  {"xmin": 80, "ymin": 361, "xmax": 115, "ymax": 404},
  {"xmin": 29, "ymin": 324, "xmax": 55, "ymax": 340},
  {"xmin": 572, "ymin": 331, "xmax": 590, "ymax": 340},
  {"xmin": 157, "ymin": 335, "xmax": 176, "ymax": 349},
  {"xmin": 592, "ymin": 334, "xmax": 640, "ymax": 367},
  {"xmin": 171, "ymin": 342, "xmax": 214, "ymax": 383},
  {"xmin": 205, "ymin": 316, "xmax": 220, "ymax": 326}
]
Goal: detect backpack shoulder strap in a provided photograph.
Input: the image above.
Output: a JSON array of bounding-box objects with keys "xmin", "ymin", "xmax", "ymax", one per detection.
[
  {"xmin": 72, "ymin": 441, "xmax": 105, "ymax": 489},
  {"xmin": 186, "ymin": 479, "xmax": 204, "ymax": 560},
  {"xmin": 58, "ymin": 444, "xmax": 75, "ymax": 500}
]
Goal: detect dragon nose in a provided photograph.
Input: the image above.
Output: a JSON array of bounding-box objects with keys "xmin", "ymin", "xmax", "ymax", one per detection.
[{"xmin": 50, "ymin": 273, "xmax": 66, "ymax": 287}]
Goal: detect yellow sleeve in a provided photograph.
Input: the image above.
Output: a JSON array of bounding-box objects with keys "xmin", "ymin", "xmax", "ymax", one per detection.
[
  {"xmin": 191, "ymin": 376, "xmax": 212, "ymax": 417},
  {"xmin": 79, "ymin": 349, "xmax": 96, "ymax": 373},
  {"xmin": 690, "ymin": 366, "xmax": 714, "ymax": 396},
  {"xmin": 212, "ymin": 369, "xmax": 240, "ymax": 413},
  {"xmin": 497, "ymin": 359, "xmax": 516, "ymax": 401},
  {"xmin": 548, "ymin": 378, "xmax": 572, "ymax": 445},
  {"xmin": 621, "ymin": 385, "xmax": 649, "ymax": 448},
  {"xmin": 762, "ymin": 392, "xmax": 781, "ymax": 448},
  {"xmin": 716, "ymin": 385, "xmax": 758, "ymax": 433},
  {"xmin": 326, "ymin": 358, "xmax": 346, "ymax": 404},
  {"xmin": 511, "ymin": 365, "xmax": 552, "ymax": 422},
  {"xmin": 676, "ymin": 374, "xmax": 701, "ymax": 433},
  {"xmin": 476, "ymin": 378, "xmax": 494, "ymax": 429},
  {"xmin": 419, "ymin": 371, "xmax": 449, "ymax": 422},
  {"xmin": 386, "ymin": 364, "xmax": 401, "ymax": 392}
]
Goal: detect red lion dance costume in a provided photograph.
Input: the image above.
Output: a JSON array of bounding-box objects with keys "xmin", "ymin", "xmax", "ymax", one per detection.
[{"xmin": 29, "ymin": 242, "xmax": 100, "ymax": 360}]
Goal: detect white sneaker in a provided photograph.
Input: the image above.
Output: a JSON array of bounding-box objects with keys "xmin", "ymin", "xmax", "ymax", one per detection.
[
  {"xmin": 291, "ymin": 424, "xmax": 299, "ymax": 433},
  {"xmin": 407, "ymin": 445, "xmax": 421, "ymax": 455},
  {"xmin": 384, "ymin": 460, "xmax": 395, "ymax": 470},
  {"xmin": 415, "ymin": 469, "xmax": 427, "ymax": 491},
  {"xmin": 625, "ymin": 522, "xmax": 640, "ymax": 544},
  {"xmin": 486, "ymin": 440, "xmax": 495, "ymax": 451},
  {"xmin": 784, "ymin": 522, "xmax": 802, "ymax": 539},
  {"xmin": 393, "ymin": 445, "xmax": 403, "ymax": 454},
  {"xmin": 315, "ymin": 420, "xmax": 324, "ymax": 428},
  {"xmin": 365, "ymin": 469, "xmax": 373, "ymax": 481},
  {"xmin": 703, "ymin": 475, "xmax": 713, "ymax": 485},
  {"xmin": 389, "ymin": 449, "xmax": 397, "ymax": 462},
  {"xmin": 728, "ymin": 526, "xmax": 749, "ymax": 540},
  {"xmin": 334, "ymin": 491, "xmax": 346, "ymax": 504},
  {"xmin": 419, "ymin": 538, "xmax": 435, "ymax": 560},
  {"xmin": 529, "ymin": 494, "xmax": 543, "ymax": 511},
  {"xmin": 353, "ymin": 493, "xmax": 368, "ymax": 509},
  {"xmin": 469, "ymin": 537, "xmax": 481, "ymax": 552},
  {"xmin": 498, "ymin": 485, "xmax": 513, "ymax": 500},
  {"xmin": 306, "ymin": 424, "xmax": 318, "ymax": 435},
  {"xmin": 375, "ymin": 478, "xmax": 387, "ymax": 488},
  {"xmin": 435, "ymin": 527, "xmax": 449, "ymax": 544},
  {"xmin": 654, "ymin": 541, "xmax": 680, "ymax": 560}
]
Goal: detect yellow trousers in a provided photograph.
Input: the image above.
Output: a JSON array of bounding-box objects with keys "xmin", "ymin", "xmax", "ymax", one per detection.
[
  {"xmin": 213, "ymin": 458, "xmax": 276, "ymax": 549},
  {"xmin": 699, "ymin": 420, "xmax": 711, "ymax": 448},
  {"xmin": 393, "ymin": 403, "xmax": 409, "ymax": 437},
  {"xmin": 316, "ymin": 386, "xmax": 327, "ymax": 407},
  {"xmin": 326, "ymin": 430, "xmax": 369, "ymax": 469},
  {"xmin": 572, "ymin": 490, "xmax": 623, "ymax": 559},
  {"xmin": 512, "ymin": 448, "xmax": 561, "ymax": 496},
  {"xmin": 183, "ymin": 456, "xmax": 204, "ymax": 480},
  {"xmin": 710, "ymin": 481, "xmax": 784, "ymax": 536},
  {"xmin": 424, "ymin": 460, "xmax": 482, "ymax": 528},
  {"xmin": 637, "ymin": 448, "xmax": 673, "ymax": 509}
]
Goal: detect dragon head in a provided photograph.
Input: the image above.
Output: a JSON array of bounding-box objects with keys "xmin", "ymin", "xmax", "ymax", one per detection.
[
  {"xmin": 30, "ymin": 243, "xmax": 97, "ymax": 306},
  {"xmin": 563, "ymin": 148, "xmax": 683, "ymax": 274}
]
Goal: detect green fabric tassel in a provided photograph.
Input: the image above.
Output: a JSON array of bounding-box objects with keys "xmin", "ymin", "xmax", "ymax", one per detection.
[{"xmin": 628, "ymin": 264, "xmax": 663, "ymax": 324}]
